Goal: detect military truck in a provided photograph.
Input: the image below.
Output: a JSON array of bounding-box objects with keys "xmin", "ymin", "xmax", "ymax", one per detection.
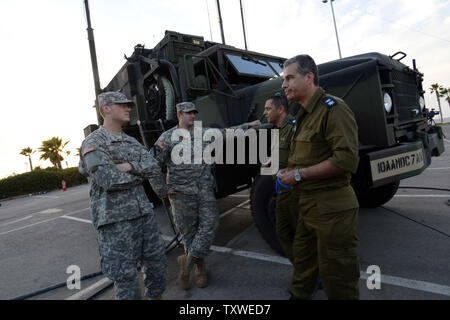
[{"xmin": 84, "ymin": 30, "xmax": 445, "ymax": 254}]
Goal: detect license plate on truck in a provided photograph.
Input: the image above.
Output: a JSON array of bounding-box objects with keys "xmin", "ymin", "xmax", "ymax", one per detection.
[{"xmin": 369, "ymin": 145, "xmax": 425, "ymax": 185}]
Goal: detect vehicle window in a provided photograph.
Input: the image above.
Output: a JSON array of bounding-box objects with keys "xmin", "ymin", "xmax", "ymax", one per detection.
[{"xmin": 225, "ymin": 53, "xmax": 282, "ymax": 78}]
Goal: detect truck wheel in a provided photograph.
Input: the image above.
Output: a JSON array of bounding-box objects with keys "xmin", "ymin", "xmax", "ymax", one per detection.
[
  {"xmin": 353, "ymin": 181, "xmax": 400, "ymax": 208},
  {"xmin": 250, "ymin": 175, "xmax": 284, "ymax": 255}
]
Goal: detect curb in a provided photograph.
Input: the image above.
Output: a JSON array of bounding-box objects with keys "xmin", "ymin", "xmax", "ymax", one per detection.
[{"xmin": 65, "ymin": 277, "xmax": 113, "ymax": 300}]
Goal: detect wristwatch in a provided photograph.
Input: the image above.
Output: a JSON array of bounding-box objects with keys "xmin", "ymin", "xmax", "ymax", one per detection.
[{"xmin": 294, "ymin": 169, "xmax": 302, "ymax": 182}]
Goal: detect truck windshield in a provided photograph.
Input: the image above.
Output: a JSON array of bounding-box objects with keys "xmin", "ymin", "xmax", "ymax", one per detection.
[{"xmin": 225, "ymin": 53, "xmax": 283, "ymax": 78}]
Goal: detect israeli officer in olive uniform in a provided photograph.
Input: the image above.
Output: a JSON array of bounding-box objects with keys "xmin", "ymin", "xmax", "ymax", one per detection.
[
  {"xmin": 279, "ymin": 55, "xmax": 360, "ymax": 300},
  {"xmin": 262, "ymin": 93, "xmax": 298, "ymax": 262},
  {"xmin": 153, "ymin": 102, "xmax": 260, "ymax": 290},
  {"xmin": 79, "ymin": 91, "xmax": 168, "ymax": 300}
]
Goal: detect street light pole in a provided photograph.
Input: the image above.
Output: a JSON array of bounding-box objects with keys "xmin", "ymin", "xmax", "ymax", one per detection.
[{"xmin": 323, "ymin": 0, "xmax": 342, "ymax": 59}]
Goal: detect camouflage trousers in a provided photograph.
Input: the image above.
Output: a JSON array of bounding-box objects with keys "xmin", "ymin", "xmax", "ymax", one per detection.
[
  {"xmin": 168, "ymin": 189, "xmax": 219, "ymax": 259},
  {"xmin": 97, "ymin": 213, "xmax": 167, "ymax": 300}
]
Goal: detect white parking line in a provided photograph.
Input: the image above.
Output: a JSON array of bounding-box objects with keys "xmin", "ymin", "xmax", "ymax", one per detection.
[
  {"xmin": 219, "ymin": 199, "xmax": 250, "ymax": 218},
  {"xmin": 209, "ymin": 244, "xmax": 450, "ymax": 297},
  {"xmin": 39, "ymin": 208, "xmax": 63, "ymax": 214},
  {"xmin": 426, "ymin": 167, "xmax": 450, "ymax": 170},
  {"xmin": 0, "ymin": 208, "xmax": 90, "ymax": 236},
  {"xmin": 394, "ymin": 195, "xmax": 449, "ymax": 198},
  {"xmin": 359, "ymin": 272, "xmax": 450, "ymax": 297},
  {"xmin": 60, "ymin": 216, "xmax": 92, "ymax": 224},
  {"xmin": 1, "ymin": 215, "xmax": 33, "ymax": 227},
  {"xmin": 33, "ymin": 195, "xmax": 60, "ymax": 199},
  {"xmin": 66, "ymin": 277, "xmax": 113, "ymax": 300}
]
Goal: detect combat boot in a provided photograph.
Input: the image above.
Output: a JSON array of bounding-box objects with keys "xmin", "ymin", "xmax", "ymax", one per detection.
[
  {"xmin": 194, "ymin": 258, "xmax": 208, "ymax": 288},
  {"xmin": 177, "ymin": 254, "xmax": 194, "ymax": 290}
]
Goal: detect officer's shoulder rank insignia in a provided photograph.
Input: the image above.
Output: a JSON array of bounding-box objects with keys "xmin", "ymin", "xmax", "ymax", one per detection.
[
  {"xmin": 322, "ymin": 97, "xmax": 337, "ymax": 108},
  {"xmin": 82, "ymin": 144, "xmax": 95, "ymax": 156},
  {"xmin": 289, "ymin": 118, "xmax": 296, "ymax": 125}
]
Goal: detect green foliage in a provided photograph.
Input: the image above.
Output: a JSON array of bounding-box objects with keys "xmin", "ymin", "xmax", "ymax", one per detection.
[
  {"xmin": 0, "ymin": 167, "xmax": 87, "ymax": 200},
  {"xmin": 19, "ymin": 146, "xmax": 35, "ymax": 171},
  {"xmin": 38, "ymin": 137, "xmax": 69, "ymax": 170}
]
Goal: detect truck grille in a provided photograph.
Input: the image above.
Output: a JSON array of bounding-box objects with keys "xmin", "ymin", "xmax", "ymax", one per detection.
[{"xmin": 391, "ymin": 69, "xmax": 421, "ymax": 124}]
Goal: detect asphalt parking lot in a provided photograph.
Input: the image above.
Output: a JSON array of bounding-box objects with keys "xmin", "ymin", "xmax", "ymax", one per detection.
[{"xmin": 0, "ymin": 124, "xmax": 449, "ymax": 301}]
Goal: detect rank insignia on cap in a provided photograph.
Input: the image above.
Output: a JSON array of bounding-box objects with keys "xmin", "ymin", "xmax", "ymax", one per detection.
[
  {"xmin": 156, "ymin": 141, "xmax": 165, "ymax": 150},
  {"xmin": 82, "ymin": 144, "xmax": 95, "ymax": 156},
  {"xmin": 323, "ymin": 97, "xmax": 337, "ymax": 108},
  {"xmin": 289, "ymin": 118, "xmax": 296, "ymax": 125}
]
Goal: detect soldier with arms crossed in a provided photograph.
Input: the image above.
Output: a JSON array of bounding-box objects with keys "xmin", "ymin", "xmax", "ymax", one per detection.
[{"xmin": 79, "ymin": 92, "xmax": 168, "ymax": 300}]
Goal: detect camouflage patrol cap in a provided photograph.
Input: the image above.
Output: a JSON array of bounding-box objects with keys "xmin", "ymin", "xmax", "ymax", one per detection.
[
  {"xmin": 98, "ymin": 91, "xmax": 135, "ymax": 107},
  {"xmin": 176, "ymin": 102, "xmax": 198, "ymax": 113}
]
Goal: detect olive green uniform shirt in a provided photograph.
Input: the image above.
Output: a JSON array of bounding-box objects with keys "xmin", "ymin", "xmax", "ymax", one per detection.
[
  {"xmin": 288, "ymin": 87, "xmax": 359, "ymax": 191},
  {"xmin": 278, "ymin": 116, "xmax": 296, "ymax": 170}
]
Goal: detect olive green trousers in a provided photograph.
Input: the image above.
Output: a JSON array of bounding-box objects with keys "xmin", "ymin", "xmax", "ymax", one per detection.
[
  {"xmin": 275, "ymin": 188, "xmax": 300, "ymax": 263},
  {"xmin": 276, "ymin": 185, "xmax": 360, "ymax": 300}
]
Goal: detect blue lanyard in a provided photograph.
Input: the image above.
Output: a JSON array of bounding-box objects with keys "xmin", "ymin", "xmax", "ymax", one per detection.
[{"xmin": 276, "ymin": 175, "xmax": 292, "ymax": 195}]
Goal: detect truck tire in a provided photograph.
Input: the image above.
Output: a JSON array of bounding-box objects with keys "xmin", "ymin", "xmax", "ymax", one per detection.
[
  {"xmin": 353, "ymin": 181, "xmax": 400, "ymax": 208},
  {"xmin": 250, "ymin": 175, "xmax": 284, "ymax": 255}
]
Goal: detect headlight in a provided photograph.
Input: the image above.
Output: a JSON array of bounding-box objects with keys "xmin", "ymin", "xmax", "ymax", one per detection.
[
  {"xmin": 383, "ymin": 92, "xmax": 392, "ymax": 113},
  {"xmin": 419, "ymin": 96, "xmax": 425, "ymax": 111}
]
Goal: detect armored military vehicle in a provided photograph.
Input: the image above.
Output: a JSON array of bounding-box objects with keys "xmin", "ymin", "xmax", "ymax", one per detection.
[{"xmin": 84, "ymin": 30, "xmax": 445, "ymax": 254}]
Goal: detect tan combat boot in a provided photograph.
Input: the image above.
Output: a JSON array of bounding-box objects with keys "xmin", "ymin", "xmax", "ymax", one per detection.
[
  {"xmin": 177, "ymin": 254, "xmax": 194, "ymax": 290},
  {"xmin": 194, "ymin": 258, "xmax": 208, "ymax": 288}
]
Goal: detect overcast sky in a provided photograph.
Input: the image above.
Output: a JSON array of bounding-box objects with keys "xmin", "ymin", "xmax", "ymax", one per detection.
[{"xmin": 1, "ymin": 0, "xmax": 450, "ymax": 178}]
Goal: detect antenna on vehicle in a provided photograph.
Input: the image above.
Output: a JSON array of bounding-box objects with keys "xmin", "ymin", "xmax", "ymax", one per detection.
[
  {"xmin": 239, "ymin": 0, "xmax": 248, "ymax": 50},
  {"xmin": 216, "ymin": 0, "xmax": 226, "ymax": 44}
]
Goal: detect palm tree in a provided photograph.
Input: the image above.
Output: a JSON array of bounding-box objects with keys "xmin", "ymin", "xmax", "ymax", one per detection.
[
  {"xmin": 19, "ymin": 147, "xmax": 35, "ymax": 171},
  {"xmin": 429, "ymin": 83, "xmax": 444, "ymax": 123},
  {"xmin": 440, "ymin": 87, "xmax": 450, "ymax": 110},
  {"xmin": 64, "ymin": 150, "xmax": 71, "ymax": 168},
  {"xmin": 38, "ymin": 137, "xmax": 69, "ymax": 169}
]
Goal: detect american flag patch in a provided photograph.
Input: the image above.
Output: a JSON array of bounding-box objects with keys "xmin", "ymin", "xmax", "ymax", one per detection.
[
  {"xmin": 82, "ymin": 144, "xmax": 95, "ymax": 155},
  {"xmin": 156, "ymin": 141, "xmax": 165, "ymax": 149}
]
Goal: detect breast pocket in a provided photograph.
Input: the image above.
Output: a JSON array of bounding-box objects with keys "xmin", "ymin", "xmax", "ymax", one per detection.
[{"xmin": 292, "ymin": 130, "xmax": 316, "ymax": 163}]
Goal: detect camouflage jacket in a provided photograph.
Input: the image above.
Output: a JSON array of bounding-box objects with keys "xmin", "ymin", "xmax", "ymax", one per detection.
[
  {"xmin": 78, "ymin": 126, "xmax": 167, "ymax": 229},
  {"xmin": 153, "ymin": 123, "xmax": 250, "ymax": 195}
]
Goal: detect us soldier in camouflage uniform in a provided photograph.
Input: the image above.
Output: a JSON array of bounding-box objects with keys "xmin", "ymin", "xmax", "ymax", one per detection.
[
  {"xmin": 279, "ymin": 55, "xmax": 360, "ymax": 300},
  {"xmin": 262, "ymin": 93, "xmax": 297, "ymax": 262},
  {"xmin": 78, "ymin": 92, "xmax": 168, "ymax": 300},
  {"xmin": 153, "ymin": 102, "xmax": 260, "ymax": 290}
]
